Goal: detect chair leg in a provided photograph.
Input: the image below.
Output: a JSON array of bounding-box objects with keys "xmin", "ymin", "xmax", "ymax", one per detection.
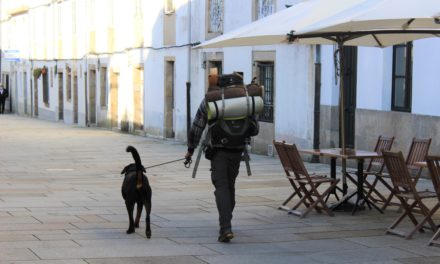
[
  {"xmin": 345, "ymin": 172, "xmax": 358, "ymax": 186},
  {"xmin": 379, "ymin": 178, "xmax": 398, "ymax": 210},
  {"xmin": 279, "ymin": 179, "xmax": 308, "ymax": 211},
  {"xmin": 290, "ymin": 185, "xmax": 313, "ymax": 211},
  {"xmin": 411, "ymin": 168, "xmax": 423, "ymax": 186},
  {"xmin": 319, "ymin": 181, "xmax": 340, "ymax": 216},
  {"xmin": 364, "ymin": 176, "xmax": 389, "ymax": 205},
  {"xmin": 386, "ymin": 198, "xmax": 420, "ymax": 238},
  {"xmin": 416, "ymin": 202, "xmax": 439, "ymax": 233},
  {"xmin": 279, "ymin": 192, "xmax": 296, "ymax": 211},
  {"xmin": 429, "ymin": 227, "xmax": 440, "ymax": 246}
]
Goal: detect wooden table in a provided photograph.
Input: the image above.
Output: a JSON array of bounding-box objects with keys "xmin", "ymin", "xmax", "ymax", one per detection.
[{"xmin": 299, "ymin": 148, "xmax": 384, "ymax": 214}]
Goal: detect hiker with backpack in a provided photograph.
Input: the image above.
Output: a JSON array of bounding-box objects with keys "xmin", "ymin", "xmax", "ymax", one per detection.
[{"xmin": 185, "ymin": 71, "xmax": 263, "ymax": 242}]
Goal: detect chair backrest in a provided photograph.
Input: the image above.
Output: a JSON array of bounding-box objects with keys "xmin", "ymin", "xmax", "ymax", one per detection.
[
  {"xmin": 368, "ymin": 135, "xmax": 395, "ymax": 171},
  {"xmin": 273, "ymin": 140, "xmax": 293, "ymax": 174},
  {"xmin": 383, "ymin": 151, "xmax": 415, "ymax": 192},
  {"xmin": 406, "ymin": 137, "xmax": 431, "ymax": 169},
  {"xmin": 283, "ymin": 143, "xmax": 310, "ymax": 179},
  {"xmin": 426, "ymin": 155, "xmax": 440, "ymax": 199}
]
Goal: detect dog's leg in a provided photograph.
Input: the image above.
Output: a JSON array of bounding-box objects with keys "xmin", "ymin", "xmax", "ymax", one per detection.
[
  {"xmin": 144, "ymin": 200, "xmax": 152, "ymax": 238},
  {"xmin": 135, "ymin": 202, "xmax": 143, "ymax": 228},
  {"xmin": 125, "ymin": 201, "xmax": 135, "ymax": 234}
]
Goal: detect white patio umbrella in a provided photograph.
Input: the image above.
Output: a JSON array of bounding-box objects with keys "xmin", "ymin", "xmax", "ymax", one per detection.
[
  {"xmin": 198, "ymin": 0, "xmax": 372, "ymax": 49},
  {"xmin": 197, "ymin": 0, "xmax": 440, "ymax": 152},
  {"xmin": 286, "ymin": 0, "xmax": 440, "ymax": 151}
]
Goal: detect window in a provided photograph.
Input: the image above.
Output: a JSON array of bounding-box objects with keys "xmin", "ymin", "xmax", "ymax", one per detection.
[
  {"xmin": 258, "ymin": 62, "xmax": 274, "ymax": 122},
  {"xmin": 66, "ymin": 67, "xmax": 72, "ymax": 101},
  {"xmin": 164, "ymin": 0, "xmax": 174, "ymax": 14},
  {"xmin": 42, "ymin": 68, "xmax": 49, "ymax": 105},
  {"xmin": 255, "ymin": 0, "xmax": 275, "ymax": 20},
  {"xmin": 208, "ymin": 0, "xmax": 223, "ymax": 33},
  {"xmin": 392, "ymin": 42, "xmax": 412, "ymax": 112}
]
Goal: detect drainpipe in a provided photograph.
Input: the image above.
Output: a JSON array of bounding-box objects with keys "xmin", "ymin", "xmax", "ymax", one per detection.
[
  {"xmin": 311, "ymin": 45, "xmax": 321, "ymax": 163},
  {"xmin": 186, "ymin": 0, "xmax": 192, "ymax": 139}
]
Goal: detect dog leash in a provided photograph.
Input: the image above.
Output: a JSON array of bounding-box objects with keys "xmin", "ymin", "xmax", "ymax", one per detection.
[{"xmin": 145, "ymin": 157, "xmax": 192, "ymax": 169}]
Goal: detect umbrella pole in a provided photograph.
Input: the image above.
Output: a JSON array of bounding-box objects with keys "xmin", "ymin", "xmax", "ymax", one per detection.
[
  {"xmin": 338, "ymin": 40, "xmax": 348, "ymax": 195},
  {"xmin": 338, "ymin": 41, "xmax": 346, "ymax": 154}
]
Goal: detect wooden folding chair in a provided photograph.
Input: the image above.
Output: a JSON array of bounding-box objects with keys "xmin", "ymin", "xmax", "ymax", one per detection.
[
  {"xmin": 346, "ymin": 135, "xmax": 395, "ymax": 207},
  {"xmin": 372, "ymin": 137, "xmax": 431, "ymax": 210},
  {"xmin": 425, "ymin": 156, "xmax": 440, "ymax": 246},
  {"xmin": 283, "ymin": 143, "xmax": 340, "ymax": 218},
  {"xmin": 383, "ymin": 151, "xmax": 437, "ymax": 239},
  {"xmin": 273, "ymin": 140, "xmax": 307, "ymax": 211}
]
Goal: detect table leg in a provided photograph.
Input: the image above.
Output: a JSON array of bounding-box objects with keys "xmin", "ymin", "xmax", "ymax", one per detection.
[
  {"xmin": 342, "ymin": 159, "xmax": 348, "ymax": 195},
  {"xmin": 326, "ymin": 157, "xmax": 340, "ymax": 202}
]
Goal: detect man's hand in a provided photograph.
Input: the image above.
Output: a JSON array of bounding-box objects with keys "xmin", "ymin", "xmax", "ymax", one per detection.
[
  {"xmin": 184, "ymin": 148, "xmax": 194, "ymax": 168},
  {"xmin": 185, "ymin": 152, "xmax": 193, "ymax": 159}
]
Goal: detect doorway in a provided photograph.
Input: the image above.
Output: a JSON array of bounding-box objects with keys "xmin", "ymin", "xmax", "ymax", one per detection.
[
  {"xmin": 133, "ymin": 67, "xmax": 144, "ymax": 131},
  {"xmin": 73, "ymin": 74, "xmax": 78, "ymax": 123},
  {"xmin": 23, "ymin": 72, "xmax": 28, "ymax": 115},
  {"xmin": 58, "ymin": 72, "xmax": 64, "ymax": 121},
  {"xmin": 342, "ymin": 46, "xmax": 357, "ymax": 149},
  {"xmin": 164, "ymin": 60, "xmax": 175, "ymax": 139},
  {"xmin": 110, "ymin": 70, "xmax": 119, "ymax": 129},
  {"xmin": 89, "ymin": 69, "xmax": 97, "ymax": 124},
  {"xmin": 33, "ymin": 76, "xmax": 38, "ymax": 117}
]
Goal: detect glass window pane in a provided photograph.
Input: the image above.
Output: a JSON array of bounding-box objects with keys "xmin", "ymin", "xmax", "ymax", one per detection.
[
  {"xmin": 394, "ymin": 46, "xmax": 406, "ymax": 76},
  {"xmin": 392, "ymin": 43, "xmax": 411, "ymax": 112},
  {"xmin": 256, "ymin": 0, "xmax": 274, "ymax": 20},
  {"xmin": 394, "ymin": 78, "xmax": 406, "ymax": 108}
]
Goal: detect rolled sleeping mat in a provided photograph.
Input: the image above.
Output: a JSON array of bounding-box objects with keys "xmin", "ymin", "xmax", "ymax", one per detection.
[
  {"xmin": 205, "ymin": 84, "xmax": 263, "ymax": 102},
  {"xmin": 207, "ymin": 96, "xmax": 264, "ymax": 120}
]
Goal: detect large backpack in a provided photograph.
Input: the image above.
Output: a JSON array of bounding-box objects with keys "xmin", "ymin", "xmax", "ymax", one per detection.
[{"xmin": 205, "ymin": 73, "xmax": 263, "ymax": 149}]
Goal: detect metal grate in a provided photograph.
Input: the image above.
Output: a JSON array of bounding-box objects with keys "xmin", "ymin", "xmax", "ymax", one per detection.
[{"xmin": 258, "ymin": 62, "xmax": 274, "ymax": 123}]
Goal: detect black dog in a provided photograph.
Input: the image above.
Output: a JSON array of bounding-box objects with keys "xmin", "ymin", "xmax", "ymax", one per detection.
[{"xmin": 121, "ymin": 146, "xmax": 152, "ymax": 238}]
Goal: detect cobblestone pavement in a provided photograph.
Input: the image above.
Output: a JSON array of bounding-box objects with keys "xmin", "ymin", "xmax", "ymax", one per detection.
[{"xmin": 1, "ymin": 114, "xmax": 440, "ymax": 263}]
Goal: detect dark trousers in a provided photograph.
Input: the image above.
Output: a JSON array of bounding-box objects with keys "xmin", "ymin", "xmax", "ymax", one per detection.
[
  {"xmin": 0, "ymin": 98, "xmax": 5, "ymax": 114},
  {"xmin": 210, "ymin": 150, "xmax": 242, "ymax": 231}
]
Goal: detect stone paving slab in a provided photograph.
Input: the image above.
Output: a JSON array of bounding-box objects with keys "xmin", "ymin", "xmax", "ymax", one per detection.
[
  {"xmin": 0, "ymin": 260, "xmax": 87, "ymax": 264},
  {"xmin": 85, "ymin": 256, "xmax": 206, "ymax": 264},
  {"xmin": 198, "ymin": 254, "xmax": 319, "ymax": 264},
  {"xmin": 2, "ymin": 115, "xmax": 440, "ymax": 263},
  {"xmin": 31, "ymin": 244, "xmax": 216, "ymax": 259}
]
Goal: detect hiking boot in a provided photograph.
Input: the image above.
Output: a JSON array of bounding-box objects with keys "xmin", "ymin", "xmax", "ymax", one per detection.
[{"xmin": 218, "ymin": 228, "xmax": 234, "ymax": 243}]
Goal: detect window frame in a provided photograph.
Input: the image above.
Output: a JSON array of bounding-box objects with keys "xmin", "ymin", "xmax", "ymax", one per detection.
[
  {"xmin": 391, "ymin": 42, "xmax": 412, "ymax": 112},
  {"xmin": 208, "ymin": 0, "xmax": 223, "ymax": 34}
]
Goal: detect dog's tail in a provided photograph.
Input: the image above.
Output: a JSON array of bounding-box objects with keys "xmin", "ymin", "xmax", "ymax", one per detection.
[{"xmin": 126, "ymin": 145, "xmax": 145, "ymax": 172}]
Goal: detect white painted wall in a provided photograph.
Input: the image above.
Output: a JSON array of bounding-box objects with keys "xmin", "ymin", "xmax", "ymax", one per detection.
[
  {"xmin": 356, "ymin": 46, "xmax": 393, "ymax": 111},
  {"xmin": 412, "ymin": 38, "xmax": 440, "ymax": 116},
  {"xmin": 274, "ymin": 44, "xmax": 314, "ymax": 146},
  {"xmin": 320, "ymin": 45, "xmax": 338, "ymax": 106}
]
